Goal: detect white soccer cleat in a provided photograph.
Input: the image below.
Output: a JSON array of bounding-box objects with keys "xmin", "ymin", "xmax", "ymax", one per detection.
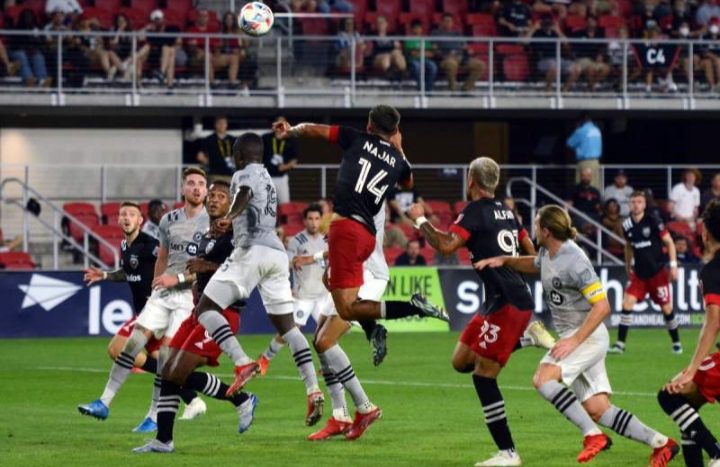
[
  {"xmin": 132, "ymin": 439, "xmax": 175, "ymax": 453},
  {"xmin": 523, "ymin": 321, "xmax": 555, "ymax": 349},
  {"xmin": 179, "ymin": 397, "xmax": 207, "ymax": 421},
  {"xmin": 474, "ymin": 450, "xmax": 522, "ymax": 466}
]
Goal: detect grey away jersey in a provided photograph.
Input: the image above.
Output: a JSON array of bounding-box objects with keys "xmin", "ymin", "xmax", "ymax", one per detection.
[
  {"xmin": 158, "ymin": 207, "xmax": 209, "ymax": 275},
  {"xmin": 287, "ymin": 230, "xmax": 327, "ymax": 299},
  {"xmin": 141, "ymin": 221, "xmax": 161, "ymax": 240},
  {"xmin": 534, "ymin": 240, "xmax": 606, "ymax": 334},
  {"xmin": 230, "ymin": 163, "xmax": 285, "ymax": 252}
]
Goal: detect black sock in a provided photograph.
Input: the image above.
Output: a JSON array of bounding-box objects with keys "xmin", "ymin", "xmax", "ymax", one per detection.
[
  {"xmin": 141, "ymin": 356, "xmax": 157, "ymax": 373},
  {"xmin": 185, "ymin": 371, "xmax": 248, "ymax": 406},
  {"xmin": 179, "ymin": 388, "xmax": 198, "ymax": 405},
  {"xmin": 157, "ymin": 379, "xmax": 180, "ymax": 444},
  {"xmin": 664, "ymin": 311, "xmax": 681, "ymax": 344},
  {"xmin": 472, "ymin": 374, "xmax": 515, "ymax": 451},
  {"xmin": 384, "ymin": 301, "xmax": 423, "ymax": 320},
  {"xmin": 658, "ymin": 390, "xmax": 720, "ymax": 458},
  {"xmin": 681, "ymin": 431, "xmax": 705, "ymax": 467},
  {"xmin": 358, "ymin": 320, "xmax": 378, "ymax": 341},
  {"xmin": 617, "ymin": 310, "xmax": 632, "ymax": 344}
]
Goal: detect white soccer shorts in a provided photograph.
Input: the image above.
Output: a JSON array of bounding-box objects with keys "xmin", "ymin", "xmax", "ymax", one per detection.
[
  {"xmin": 135, "ymin": 288, "xmax": 194, "ymax": 340},
  {"xmin": 294, "ymin": 295, "xmax": 334, "ymax": 326},
  {"xmin": 320, "ymin": 268, "xmax": 388, "ymax": 320},
  {"xmin": 540, "ymin": 324, "xmax": 613, "ymax": 402},
  {"xmin": 204, "ymin": 245, "xmax": 294, "ymax": 315}
]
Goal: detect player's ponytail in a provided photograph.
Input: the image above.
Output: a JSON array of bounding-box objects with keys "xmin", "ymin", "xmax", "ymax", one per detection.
[{"xmin": 538, "ymin": 205, "xmax": 577, "ymax": 241}]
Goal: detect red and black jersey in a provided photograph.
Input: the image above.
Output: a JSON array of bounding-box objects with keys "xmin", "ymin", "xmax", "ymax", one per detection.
[
  {"xmin": 622, "ymin": 212, "xmax": 668, "ymax": 279},
  {"xmin": 701, "ymin": 251, "xmax": 720, "ymax": 316},
  {"xmin": 449, "ymin": 198, "xmax": 534, "ymax": 314},
  {"xmin": 329, "ymin": 125, "xmax": 412, "ymax": 235},
  {"xmin": 195, "ymin": 230, "xmax": 235, "ymax": 295},
  {"xmin": 120, "ymin": 231, "xmax": 159, "ymax": 314}
]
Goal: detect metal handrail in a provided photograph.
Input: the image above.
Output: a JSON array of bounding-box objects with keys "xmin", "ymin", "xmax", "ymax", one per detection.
[
  {"xmin": 0, "ymin": 178, "xmax": 119, "ymax": 270},
  {"xmin": 506, "ymin": 176, "xmax": 626, "ymax": 265}
]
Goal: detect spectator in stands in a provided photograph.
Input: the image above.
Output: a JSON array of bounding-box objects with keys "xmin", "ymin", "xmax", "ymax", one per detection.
[
  {"xmin": 527, "ymin": 14, "xmax": 580, "ymax": 92},
  {"xmin": 533, "ymin": 0, "xmax": 569, "ymax": 20},
  {"xmin": 74, "ymin": 13, "xmax": 115, "ymax": 81},
  {"xmin": 387, "ymin": 186, "xmax": 432, "ymax": 226},
  {"xmin": 701, "ymin": 172, "xmax": 720, "ymax": 213},
  {"xmin": 405, "ymin": 19, "xmax": 438, "ymax": 92},
  {"xmin": 671, "ymin": 0, "xmax": 695, "ymax": 33},
  {"xmin": 395, "ymin": 240, "xmax": 427, "ymax": 266},
  {"xmin": 219, "ymin": 11, "xmax": 253, "ymax": 91},
  {"xmin": 670, "ymin": 168, "xmax": 701, "ymax": 223},
  {"xmin": 137, "ymin": 9, "xmax": 181, "ymax": 88},
  {"xmin": 45, "ymin": 0, "xmax": 82, "ymax": 16},
  {"xmin": 0, "ymin": 40, "xmax": 17, "ymax": 77},
  {"xmin": 567, "ymin": 112, "xmax": 602, "ymax": 187},
  {"xmin": 431, "ymin": 13, "xmax": 486, "ymax": 93},
  {"xmin": 384, "ymin": 204, "xmax": 409, "ymax": 248},
  {"xmin": 141, "ymin": 199, "xmax": 167, "ymax": 240},
  {"xmin": 499, "ymin": 0, "xmax": 533, "ymax": 36},
  {"xmin": 10, "ymin": 9, "xmax": 50, "ymax": 87},
  {"xmin": 603, "ymin": 169, "xmax": 633, "ymax": 217},
  {"xmin": 335, "ymin": 18, "xmax": 365, "ymax": 70},
  {"xmin": 675, "ymin": 235, "xmax": 701, "ymax": 263},
  {"xmin": 697, "ymin": 19, "xmax": 720, "ymax": 92},
  {"xmin": 186, "ymin": 10, "xmax": 220, "ymax": 84},
  {"xmin": 568, "ymin": 166, "xmax": 603, "ymax": 234},
  {"xmin": 263, "ymin": 116, "xmax": 299, "ymax": 204},
  {"xmin": 601, "ymin": 198, "xmax": 625, "ymax": 256},
  {"xmin": 634, "ymin": 21, "xmax": 679, "ymax": 93},
  {"xmin": 44, "ymin": 9, "xmax": 68, "ymax": 80},
  {"xmin": 196, "ymin": 116, "xmax": 236, "ymax": 178},
  {"xmin": 571, "ymin": 16, "xmax": 611, "ymax": 91},
  {"xmin": 370, "ymin": 16, "xmax": 407, "ymax": 80},
  {"xmin": 0, "ymin": 230, "xmax": 22, "ymax": 252},
  {"xmin": 696, "ymin": 0, "xmax": 720, "ymax": 26}
]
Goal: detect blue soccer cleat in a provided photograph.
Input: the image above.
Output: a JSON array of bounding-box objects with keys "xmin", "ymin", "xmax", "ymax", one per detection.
[
  {"xmin": 132, "ymin": 417, "xmax": 158, "ymax": 433},
  {"xmin": 78, "ymin": 399, "xmax": 109, "ymax": 420},
  {"xmin": 237, "ymin": 393, "xmax": 258, "ymax": 434}
]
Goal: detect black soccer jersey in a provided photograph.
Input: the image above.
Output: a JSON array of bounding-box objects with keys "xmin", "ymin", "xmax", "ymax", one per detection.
[
  {"xmin": 121, "ymin": 231, "xmax": 159, "ymax": 314},
  {"xmin": 622, "ymin": 212, "xmax": 668, "ymax": 279},
  {"xmin": 701, "ymin": 251, "xmax": 720, "ymax": 316},
  {"xmin": 195, "ymin": 230, "xmax": 235, "ymax": 295},
  {"xmin": 329, "ymin": 125, "xmax": 412, "ymax": 235},
  {"xmin": 449, "ymin": 198, "xmax": 534, "ymax": 314}
]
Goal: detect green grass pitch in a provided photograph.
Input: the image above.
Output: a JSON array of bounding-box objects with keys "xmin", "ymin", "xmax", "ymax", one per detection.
[{"xmin": 0, "ymin": 329, "xmax": 716, "ymax": 466}]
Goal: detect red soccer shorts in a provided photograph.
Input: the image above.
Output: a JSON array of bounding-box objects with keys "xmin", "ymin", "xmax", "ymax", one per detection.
[
  {"xmin": 693, "ymin": 351, "xmax": 720, "ymax": 403},
  {"xmin": 459, "ymin": 304, "xmax": 532, "ymax": 367},
  {"xmin": 327, "ymin": 218, "xmax": 375, "ymax": 290},
  {"xmin": 625, "ymin": 268, "xmax": 671, "ymax": 306},
  {"xmin": 169, "ymin": 308, "xmax": 240, "ymax": 367},
  {"xmin": 116, "ymin": 316, "xmax": 162, "ymax": 354}
]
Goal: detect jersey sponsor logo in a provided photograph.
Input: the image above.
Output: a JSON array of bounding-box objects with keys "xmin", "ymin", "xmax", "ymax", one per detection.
[
  {"xmin": 362, "ymin": 140, "xmax": 396, "ymax": 167},
  {"xmin": 129, "ymin": 254, "xmax": 139, "ymax": 269},
  {"xmin": 633, "ymin": 240, "xmax": 652, "ymax": 249},
  {"xmin": 126, "ymin": 274, "xmax": 142, "ymax": 283},
  {"xmin": 18, "ymin": 274, "xmax": 82, "ymax": 312},
  {"xmin": 121, "ymin": 240, "xmax": 128, "ymax": 251}
]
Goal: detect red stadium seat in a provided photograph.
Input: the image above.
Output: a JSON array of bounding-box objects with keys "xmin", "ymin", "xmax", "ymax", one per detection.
[
  {"xmin": 94, "ymin": 0, "xmax": 123, "ymax": 16},
  {"xmin": 598, "ymin": 15, "xmax": 625, "ymax": 30},
  {"xmin": 453, "ymin": 200, "xmax": 468, "ymax": 215},
  {"xmin": 443, "ymin": 0, "xmax": 469, "ymax": 18},
  {"xmin": 282, "ymin": 223, "xmax": 305, "ymax": 238},
  {"xmin": 420, "ymin": 246, "xmax": 436, "ymax": 265},
  {"xmin": 384, "ymin": 246, "xmax": 405, "ymax": 265},
  {"xmin": 409, "ymin": 0, "xmax": 435, "ymax": 18},
  {"xmin": 300, "ymin": 17, "xmax": 330, "ymax": 35},
  {"xmin": 374, "ymin": 0, "xmax": 401, "ymax": 32},
  {"xmin": 667, "ymin": 221, "xmax": 696, "ymax": 241},
  {"xmin": 83, "ymin": 7, "xmax": 114, "ymax": 29},
  {"xmin": 162, "ymin": 9, "xmax": 187, "ymax": 29},
  {"xmin": 166, "ymin": 0, "xmax": 193, "ymax": 17},
  {"xmin": 174, "ymin": 201, "xmax": 184, "ymax": 210},
  {"xmin": 431, "ymin": 12, "xmax": 463, "ymax": 29},
  {"xmin": 496, "ymin": 44, "xmax": 525, "ymax": 55},
  {"xmin": 345, "ymin": 0, "xmax": 368, "ymax": 24},
  {"xmin": 503, "ymin": 53, "xmax": 530, "ymax": 81},
  {"xmin": 564, "ymin": 15, "xmax": 587, "ymax": 33},
  {"xmin": 279, "ymin": 202, "xmax": 309, "ymax": 225},
  {"xmin": 93, "ymin": 225, "xmax": 124, "ymax": 266},
  {"xmin": 0, "ymin": 251, "xmax": 35, "ymax": 270},
  {"xmin": 457, "ymin": 248, "xmax": 471, "ymax": 265},
  {"xmin": 426, "ymin": 200, "xmax": 453, "ymax": 221},
  {"xmin": 130, "ymin": 0, "xmax": 158, "ymax": 18},
  {"xmin": 469, "ymin": 17, "xmax": 497, "ymax": 37},
  {"xmin": 100, "ymin": 202, "xmax": 122, "ymax": 226},
  {"xmin": 120, "ymin": 7, "xmax": 148, "ymax": 29}
]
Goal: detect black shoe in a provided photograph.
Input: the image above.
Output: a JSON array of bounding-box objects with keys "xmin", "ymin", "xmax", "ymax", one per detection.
[
  {"xmin": 410, "ymin": 293, "xmax": 449, "ymax": 322},
  {"xmin": 370, "ymin": 324, "xmax": 388, "ymax": 367}
]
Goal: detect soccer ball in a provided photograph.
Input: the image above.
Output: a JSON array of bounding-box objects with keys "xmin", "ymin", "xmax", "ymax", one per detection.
[{"xmin": 239, "ymin": 2, "xmax": 274, "ymax": 37}]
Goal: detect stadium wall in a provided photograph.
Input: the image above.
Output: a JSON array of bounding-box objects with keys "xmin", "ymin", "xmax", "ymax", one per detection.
[{"xmin": 0, "ymin": 265, "xmax": 704, "ymax": 339}]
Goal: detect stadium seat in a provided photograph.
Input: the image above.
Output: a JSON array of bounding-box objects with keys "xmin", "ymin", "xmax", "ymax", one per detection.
[
  {"xmin": 162, "ymin": 9, "xmax": 187, "ymax": 29},
  {"xmin": 94, "ymin": 0, "xmax": 122, "ymax": 16},
  {"xmin": 174, "ymin": 201, "xmax": 184, "ymax": 210},
  {"xmin": 345, "ymin": 0, "xmax": 368, "ymax": 25},
  {"xmin": 93, "ymin": 225, "xmax": 124, "ymax": 266},
  {"xmin": 598, "ymin": 15, "xmax": 625, "ymax": 30},
  {"xmin": 373, "ymin": 0, "xmax": 401, "ymax": 32},
  {"xmin": 442, "ymin": 0, "xmax": 469, "ymax": 18},
  {"xmin": 100, "ymin": 202, "xmax": 122, "ymax": 226},
  {"xmin": 165, "ymin": 0, "xmax": 193, "ymax": 17},
  {"xmin": 130, "ymin": 0, "xmax": 158, "ymax": 18},
  {"xmin": 420, "ymin": 246, "xmax": 436, "ymax": 265},
  {"xmin": 408, "ymin": 0, "xmax": 435, "ymax": 18},
  {"xmin": 0, "ymin": 251, "xmax": 35, "ymax": 270},
  {"xmin": 564, "ymin": 15, "xmax": 587, "ymax": 33},
  {"xmin": 431, "ymin": 12, "xmax": 463, "ymax": 29},
  {"xmin": 457, "ymin": 248, "xmax": 471, "ymax": 265},
  {"xmin": 139, "ymin": 202, "xmax": 150, "ymax": 219},
  {"xmin": 279, "ymin": 202, "xmax": 308, "ymax": 225},
  {"xmin": 453, "ymin": 200, "xmax": 468, "ymax": 214},
  {"xmin": 503, "ymin": 53, "xmax": 530, "ymax": 82},
  {"xmin": 282, "ymin": 223, "xmax": 305, "ymax": 238},
  {"xmin": 426, "ymin": 200, "xmax": 454, "ymax": 227},
  {"xmin": 667, "ymin": 221, "xmax": 696, "ymax": 241},
  {"xmin": 383, "ymin": 246, "xmax": 405, "ymax": 265},
  {"xmin": 22, "ymin": 0, "xmax": 45, "ymax": 20},
  {"xmin": 83, "ymin": 7, "xmax": 114, "ymax": 29},
  {"xmin": 496, "ymin": 44, "xmax": 525, "ymax": 56},
  {"xmin": 300, "ymin": 17, "xmax": 330, "ymax": 35},
  {"xmin": 468, "ymin": 14, "xmax": 497, "ymax": 36},
  {"xmin": 120, "ymin": 7, "xmax": 148, "ymax": 29}
]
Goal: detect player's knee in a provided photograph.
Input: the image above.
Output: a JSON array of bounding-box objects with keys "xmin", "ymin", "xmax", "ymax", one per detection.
[
  {"xmin": 107, "ymin": 344, "xmax": 120, "ymax": 361},
  {"xmin": 314, "ymin": 333, "xmax": 335, "ymax": 353},
  {"xmin": 657, "ymin": 388, "xmax": 676, "ymax": 414},
  {"xmin": 451, "ymin": 357, "xmax": 473, "ymax": 373}
]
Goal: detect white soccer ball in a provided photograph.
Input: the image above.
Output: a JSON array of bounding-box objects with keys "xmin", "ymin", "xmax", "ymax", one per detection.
[{"xmin": 239, "ymin": 2, "xmax": 274, "ymax": 37}]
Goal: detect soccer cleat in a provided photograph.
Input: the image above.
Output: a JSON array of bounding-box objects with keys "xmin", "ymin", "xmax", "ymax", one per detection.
[
  {"xmin": 237, "ymin": 393, "xmax": 258, "ymax": 433},
  {"xmin": 178, "ymin": 397, "xmax": 207, "ymax": 421},
  {"xmin": 306, "ymin": 391, "xmax": 325, "ymax": 426},
  {"xmin": 577, "ymin": 433, "xmax": 612, "ymax": 463},
  {"xmin": 226, "ymin": 362, "xmax": 260, "ymax": 397},
  {"xmin": 257, "ymin": 354, "xmax": 270, "ymax": 376},
  {"xmin": 607, "ymin": 343, "xmax": 625, "ymax": 354},
  {"xmin": 474, "ymin": 450, "xmax": 522, "ymax": 466},
  {"xmin": 345, "ymin": 407, "xmax": 382, "ymax": 441},
  {"xmin": 410, "ymin": 293, "xmax": 449, "ymax": 322},
  {"xmin": 132, "ymin": 439, "xmax": 175, "ymax": 453},
  {"xmin": 649, "ymin": 438, "xmax": 679, "ymax": 467},
  {"xmin": 523, "ymin": 321, "xmax": 556, "ymax": 349},
  {"xmin": 709, "ymin": 458, "xmax": 720, "ymax": 467},
  {"xmin": 132, "ymin": 417, "xmax": 158, "ymax": 433},
  {"xmin": 370, "ymin": 324, "xmax": 388, "ymax": 367},
  {"xmin": 77, "ymin": 399, "xmax": 109, "ymax": 420},
  {"xmin": 308, "ymin": 417, "xmax": 353, "ymax": 441},
  {"xmin": 672, "ymin": 343, "xmax": 683, "ymax": 355}
]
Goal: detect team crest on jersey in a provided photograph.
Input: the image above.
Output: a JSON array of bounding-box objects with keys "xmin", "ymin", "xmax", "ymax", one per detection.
[
  {"xmin": 296, "ymin": 310, "xmax": 305, "ymax": 319},
  {"xmin": 129, "ymin": 254, "xmax": 139, "ymax": 269},
  {"xmin": 121, "ymin": 240, "xmax": 128, "ymax": 251},
  {"xmin": 642, "ymin": 227, "xmax": 651, "ymax": 238},
  {"xmin": 549, "ymin": 290, "xmax": 564, "ymax": 305},
  {"xmin": 186, "ymin": 243, "xmax": 198, "ymax": 256},
  {"xmin": 552, "ymin": 277, "xmax": 562, "ymax": 289},
  {"xmin": 205, "ymin": 239, "xmax": 216, "ymax": 254},
  {"xmin": 193, "ymin": 231, "xmax": 204, "ymax": 242}
]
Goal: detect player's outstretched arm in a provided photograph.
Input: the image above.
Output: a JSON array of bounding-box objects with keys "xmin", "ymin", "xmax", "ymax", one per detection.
[
  {"xmin": 272, "ymin": 120, "xmax": 332, "ymax": 140},
  {"xmin": 474, "ymin": 256, "xmax": 539, "ymax": 274},
  {"xmin": 83, "ymin": 266, "xmax": 126, "ymax": 285},
  {"xmin": 667, "ymin": 304, "xmax": 720, "ymax": 393}
]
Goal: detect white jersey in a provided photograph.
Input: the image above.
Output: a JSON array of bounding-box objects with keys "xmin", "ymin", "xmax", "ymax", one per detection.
[
  {"xmin": 157, "ymin": 207, "xmax": 209, "ymax": 276},
  {"xmin": 141, "ymin": 221, "xmax": 161, "ymax": 240},
  {"xmin": 287, "ymin": 229, "xmax": 327, "ymax": 299},
  {"xmin": 364, "ymin": 205, "xmax": 390, "ymax": 281}
]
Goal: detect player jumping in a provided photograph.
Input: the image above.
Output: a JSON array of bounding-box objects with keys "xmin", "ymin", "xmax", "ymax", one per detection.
[
  {"xmin": 609, "ymin": 190, "xmax": 682, "ymax": 355},
  {"xmin": 477, "ymin": 204, "xmax": 678, "ymax": 467},
  {"xmin": 658, "ymin": 199, "xmax": 720, "ymax": 467}
]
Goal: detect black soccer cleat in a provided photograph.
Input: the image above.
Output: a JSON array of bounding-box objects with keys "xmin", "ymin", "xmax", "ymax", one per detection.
[
  {"xmin": 410, "ymin": 293, "xmax": 449, "ymax": 322},
  {"xmin": 370, "ymin": 324, "xmax": 388, "ymax": 367}
]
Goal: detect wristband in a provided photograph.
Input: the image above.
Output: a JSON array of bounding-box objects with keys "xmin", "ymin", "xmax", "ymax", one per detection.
[
  {"xmin": 414, "ymin": 216, "xmax": 429, "ymax": 229},
  {"xmin": 177, "ymin": 273, "xmax": 185, "ymax": 284},
  {"xmin": 313, "ymin": 251, "xmax": 325, "ymax": 263},
  {"xmin": 669, "ymin": 261, "xmax": 678, "ymax": 268},
  {"xmin": 102, "ymin": 271, "xmax": 107, "ymax": 280}
]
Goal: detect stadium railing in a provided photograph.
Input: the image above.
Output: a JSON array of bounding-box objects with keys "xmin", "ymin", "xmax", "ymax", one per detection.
[{"xmin": 0, "ymin": 28, "xmax": 718, "ymax": 110}]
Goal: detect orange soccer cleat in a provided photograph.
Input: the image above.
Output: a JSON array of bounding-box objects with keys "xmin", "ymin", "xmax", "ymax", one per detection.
[
  {"xmin": 649, "ymin": 438, "xmax": 679, "ymax": 467},
  {"xmin": 225, "ymin": 362, "xmax": 260, "ymax": 397},
  {"xmin": 577, "ymin": 433, "xmax": 612, "ymax": 463},
  {"xmin": 257, "ymin": 355, "xmax": 270, "ymax": 376},
  {"xmin": 345, "ymin": 407, "xmax": 382, "ymax": 441},
  {"xmin": 306, "ymin": 391, "xmax": 325, "ymax": 426},
  {"xmin": 307, "ymin": 417, "xmax": 352, "ymax": 441}
]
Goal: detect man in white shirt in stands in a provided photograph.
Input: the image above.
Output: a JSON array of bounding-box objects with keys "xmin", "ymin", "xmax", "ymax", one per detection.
[
  {"xmin": 45, "ymin": 0, "xmax": 83, "ymax": 15},
  {"xmin": 603, "ymin": 169, "xmax": 633, "ymax": 217},
  {"xmin": 670, "ymin": 169, "xmax": 701, "ymax": 223}
]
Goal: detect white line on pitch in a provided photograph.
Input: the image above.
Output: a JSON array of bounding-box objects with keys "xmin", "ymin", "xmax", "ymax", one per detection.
[{"xmin": 36, "ymin": 365, "xmax": 656, "ymax": 398}]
